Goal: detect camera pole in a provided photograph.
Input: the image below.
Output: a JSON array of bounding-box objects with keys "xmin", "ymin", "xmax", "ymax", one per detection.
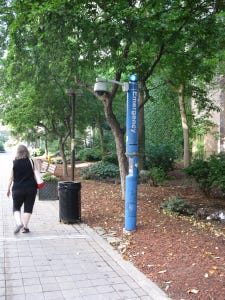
[{"xmin": 94, "ymin": 75, "xmax": 138, "ymax": 231}]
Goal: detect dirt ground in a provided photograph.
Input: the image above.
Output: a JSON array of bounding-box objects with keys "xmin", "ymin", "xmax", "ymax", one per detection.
[{"xmin": 55, "ymin": 163, "xmax": 225, "ymax": 300}]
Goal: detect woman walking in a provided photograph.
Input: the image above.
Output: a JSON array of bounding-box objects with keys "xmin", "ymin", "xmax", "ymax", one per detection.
[{"xmin": 7, "ymin": 145, "xmax": 37, "ymax": 234}]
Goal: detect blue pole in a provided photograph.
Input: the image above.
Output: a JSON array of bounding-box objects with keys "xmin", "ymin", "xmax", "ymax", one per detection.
[{"xmin": 125, "ymin": 74, "xmax": 138, "ymax": 231}]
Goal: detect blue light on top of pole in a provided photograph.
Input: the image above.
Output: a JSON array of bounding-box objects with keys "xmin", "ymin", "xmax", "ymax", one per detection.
[{"xmin": 129, "ymin": 74, "xmax": 138, "ymax": 82}]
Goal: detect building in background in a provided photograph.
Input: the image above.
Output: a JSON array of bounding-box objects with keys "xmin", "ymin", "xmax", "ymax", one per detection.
[{"xmin": 192, "ymin": 75, "xmax": 225, "ymax": 159}]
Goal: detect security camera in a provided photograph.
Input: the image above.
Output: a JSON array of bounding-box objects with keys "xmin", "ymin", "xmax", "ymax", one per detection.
[{"xmin": 94, "ymin": 81, "xmax": 108, "ymax": 96}]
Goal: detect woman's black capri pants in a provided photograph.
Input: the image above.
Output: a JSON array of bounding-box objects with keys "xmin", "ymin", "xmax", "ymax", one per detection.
[{"xmin": 12, "ymin": 187, "xmax": 37, "ymax": 213}]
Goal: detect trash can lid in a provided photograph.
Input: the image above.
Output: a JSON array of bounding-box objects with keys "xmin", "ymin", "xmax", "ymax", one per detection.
[{"xmin": 58, "ymin": 181, "xmax": 81, "ymax": 190}]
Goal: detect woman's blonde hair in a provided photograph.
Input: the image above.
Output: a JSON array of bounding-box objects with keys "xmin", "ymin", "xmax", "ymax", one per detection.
[{"xmin": 15, "ymin": 145, "xmax": 30, "ymax": 160}]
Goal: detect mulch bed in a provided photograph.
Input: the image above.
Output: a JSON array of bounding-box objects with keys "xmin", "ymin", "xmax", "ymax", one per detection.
[{"xmin": 55, "ymin": 164, "xmax": 225, "ymax": 300}]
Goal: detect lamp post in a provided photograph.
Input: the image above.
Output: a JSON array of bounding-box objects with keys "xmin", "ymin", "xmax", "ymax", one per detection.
[
  {"xmin": 66, "ymin": 89, "xmax": 76, "ymax": 181},
  {"xmin": 94, "ymin": 75, "xmax": 138, "ymax": 231}
]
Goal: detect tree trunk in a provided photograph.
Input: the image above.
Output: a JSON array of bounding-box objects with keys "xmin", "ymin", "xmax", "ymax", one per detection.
[
  {"xmin": 44, "ymin": 137, "xmax": 48, "ymax": 158},
  {"xmin": 103, "ymin": 100, "xmax": 128, "ymax": 200},
  {"xmin": 59, "ymin": 138, "xmax": 68, "ymax": 177},
  {"xmin": 178, "ymin": 84, "xmax": 190, "ymax": 167},
  {"xmin": 219, "ymin": 75, "xmax": 225, "ymax": 153},
  {"xmin": 95, "ymin": 115, "xmax": 106, "ymax": 156}
]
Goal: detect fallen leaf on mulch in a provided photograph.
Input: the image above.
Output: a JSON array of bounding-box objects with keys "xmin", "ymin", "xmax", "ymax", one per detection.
[
  {"xmin": 158, "ymin": 269, "xmax": 167, "ymax": 274},
  {"xmin": 122, "ymin": 254, "xmax": 129, "ymax": 260},
  {"xmin": 209, "ymin": 266, "xmax": 218, "ymax": 275},
  {"xmin": 187, "ymin": 288, "xmax": 199, "ymax": 294}
]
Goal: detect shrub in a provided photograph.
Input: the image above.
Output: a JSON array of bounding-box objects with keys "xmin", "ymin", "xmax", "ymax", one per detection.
[
  {"xmin": 149, "ymin": 167, "xmax": 166, "ymax": 186},
  {"xmin": 37, "ymin": 148, "xmax": 45, "ymax": 156},
  {"xmin": 208, "ymin": 153, "xmax": 225, "ymax": 194},
  {"xmin": 80, "ymin": 161, "xmax": 120, "ymax": 180},
  {"xmin": 185, "ymin": 153, "xmax": 225, "ymax": 196},
  {"xmin": 144, "ymin": 144, "xmax": 176, "ymax": 173},
  {"xmin": 139, "ymin": 170, "xmax": 151, "ymax": 184},
  {"xmin": 184, "ymin": 159, "xmax": 210, "ymax": 194},
  {"xmin": 76, "ymin": 148, "xmax": 102, "ymax": 162},
  {"xmin": 102, "ymin": 153, "xmax": 118, "ymax": 165},
  {"xmin": 31, "ymin": 148, "xmax": 45, "ymax": 157},
  {"xmin": 139, "ymin": 168, "xmax": 166, "ymax": 186},
  {"xmin": 55, "ymin": 158, "xmax": 63, "ymax": 164},
  {"xmin": 42, "ymin": 173, "xmax": 58, "ymax": 182},
  {"xmin": 160, "ymin": 196, "xmax": 193, "ymax": 215}
]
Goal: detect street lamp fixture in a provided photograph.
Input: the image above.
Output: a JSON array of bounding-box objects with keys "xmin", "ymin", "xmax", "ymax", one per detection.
[
  {"xmin": 94, "ymin": 78, "xmax": 129, "ymax": 93},
  {"xmin": 66, "ymin": 89, "xmax": 82, "ymax": 181},
  {"xmin": 94, "ymin": 75, "xmax": 139, "ymax": 231}
]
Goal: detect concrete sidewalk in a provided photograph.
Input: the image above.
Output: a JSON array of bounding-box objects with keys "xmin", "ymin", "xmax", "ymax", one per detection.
[{"xmin": 0, "ymin": 169, "xmax": 169, "ymax": 300}]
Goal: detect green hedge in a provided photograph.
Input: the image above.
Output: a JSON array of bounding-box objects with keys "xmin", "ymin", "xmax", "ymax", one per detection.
[
  {"xmin": 80, "ymin": 161, "xmax": 119, "ymax": 180},
  {"xmin": 144, "ymin": 143, "xmax": 176, "ymax": 172},
  {"xmin": 76, "ymin": 148, "xmax": 102, "ymax": 162}
]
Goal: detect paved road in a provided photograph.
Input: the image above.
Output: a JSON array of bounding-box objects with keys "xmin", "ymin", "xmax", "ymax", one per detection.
[{"xmin": 0, "ymin": 150, "xmax": 169, "ymax": 300}]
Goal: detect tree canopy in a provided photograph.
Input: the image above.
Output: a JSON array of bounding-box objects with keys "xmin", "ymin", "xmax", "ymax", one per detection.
[{"xmin": 1, "ymin": 0, "xmax": 225, "ymax": 192}]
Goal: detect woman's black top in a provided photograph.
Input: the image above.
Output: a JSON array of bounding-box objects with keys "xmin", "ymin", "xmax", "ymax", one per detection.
[{"xmin": 12, "ymin": 158, "xmax": 37, "ymax": 190}]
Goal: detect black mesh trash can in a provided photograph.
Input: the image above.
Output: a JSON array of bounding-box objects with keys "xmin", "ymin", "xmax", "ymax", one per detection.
[{"xmin": 58, "ymin": 181, "xmax": 81, "ymax": 224}]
